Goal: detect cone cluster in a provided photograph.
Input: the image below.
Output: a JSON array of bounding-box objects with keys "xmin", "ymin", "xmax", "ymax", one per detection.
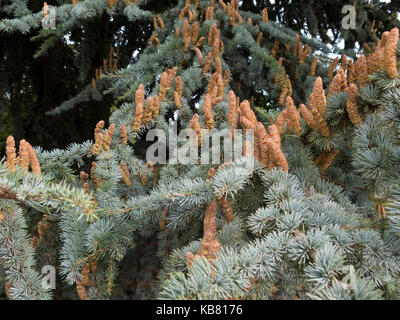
[{"xmin": 5, "ymin": 136, "xmax": 41, "ymax": 176}]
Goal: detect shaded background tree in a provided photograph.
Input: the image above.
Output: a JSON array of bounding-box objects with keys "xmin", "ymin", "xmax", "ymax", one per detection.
[{"xmin": 0, "ymin": 0, "xmax": 177, "ymax": 151}]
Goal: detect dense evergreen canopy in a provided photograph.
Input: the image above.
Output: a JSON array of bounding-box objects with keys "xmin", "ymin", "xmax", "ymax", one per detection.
[
  {"xmin": 0, "ymin": 0, "xmax": 400, "ymax": 300},
  {"xmin": 1, "ymin": 0, "xmax": 398, "ymax": 150}
]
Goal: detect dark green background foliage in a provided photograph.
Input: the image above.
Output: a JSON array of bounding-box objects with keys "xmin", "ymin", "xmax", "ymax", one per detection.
[{"xmin": 0, "ymin": 0, "xmax": 177, "ymax": 152}]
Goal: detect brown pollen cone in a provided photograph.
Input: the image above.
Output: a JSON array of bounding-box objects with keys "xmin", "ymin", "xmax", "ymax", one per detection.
[
  {"xmin": 80, "ymin": 171, "xmax": 90, "ymax": 194},
  {"xmin": 135, "ymin": 82, "xmax": 145, "ymax": 104},
  {"xmin": 26, "ymin": 142, "xmax": 41, "ymax": 176},
  {"xmin": 195, "ymin": 36, "xmax": 205, "ymax": 48},
  {"xmin": 190, "ymin": 22, "xmax": 199, "ymax": 44},
  {"xmin": 228, "ymin": 90, "xmax": 237, "ymax": 134},
  {"xmin": 271, "ymin": 40, "xmax": 279, "ymax": 58},
  {"xmin": 176, "ymin": 76, "xmax": 183, "ymax": 99},
  {"xmin": 143, "ymin": 97, "xmax": 154, "ymax": 124},
  {"xmin": 255, "ymin": 122, "xmax": 270, "ymax": 167},
  {"xmin": 208, "ymin": 23, "xmax": 217, "ymax": 46},
  {"xmin": 152, "ymin": 95, "xmax": 160, "ymax": 120},
  {"xmin": 285, "ymin": 96, "xmax": 302, "ymax": 135},
  {"xmin": 91, "ymin": 133, "xmax": 103, "ymax": 156},
  {"xmin": 184, "ymin": 36, "xmax": 191, "ymax": 52},
  {"xmin": 308, "ymin": 103, "xmax": 330, "ymax": 138},
  {"xmin": 120, "ymin": 125, "xmax": 128, "ymax": 146},
  {"xmin": 158, "ymin": 72, "xmax": 168, "ymax": 101},
  {"xmin": 299, "ymin": 104, "xmax": 317, "ymax": 130},
  {"xmin": 310, "ymin": 57, "xmax": 318, "ymax": 76},
  {"xmin": 158, "ymin": 16, "xmax": 165, "ymax": 29},
  {"xmin": 216, "ymin": 73, "xmax": 223, "ymax": 97},
  {"xmin": 19, "ymin": 140, "xmax": 30, "ymax": 172},
  {"xmin": 5, "ymin": 136, "xmax": 16, "ymax": 172},
  {"xmin": 264, "ymin": 123, "xmax": 289, "ymax": 171},
  {"xmin": 354, "ymin": 54, "xmax": 369, "ymax": 87},
  {"xmin": 132, "ymin": 85, "xmax": 145, "ymax": 132},
  {"xmin": 279, "ymin": 87, "xmax": 288, "ymax": 106},
  {"xmin": 340, "ymin": 54, "xmax": 348, "ymax": 71},
  {"xmin": 90, "ymin": 162, "xmax": 101, "ymax": 188},
  {"xmin": 240, "ymin": 116, "xmax": 256, "ymax": 131},
  {"xmin": 367, "ymin": 43, "xmax": 384, "ymax": 75},
  {"xmin": 262, "ymin": 8, "xmax": 268, "ymax": 23},
  {"xmin": 257, "ymin": 32, "xmax": 263, "ymax": 45},
  {"xmin": 213, "ymin": 37, "xmax": 220, "ymax": 59},
  {"xmin": 384, "ymin": 27, "xmax": 399, "ymax": 79},
  {"xmin": 309, "ymin": 77, "xmax": 326, "ymax": 118},
  {"xmin": 314, "ymin": 149, "xmax": 330, "ymax": 167},
  {"xmin": 5, "ymin": 282, "xmax": 13, "ymax": 299},
  {"xmin": 346, "ymin": 84, "xmax": 363, "ymax": 127},
  {"xmin": 182, "ymin": 19, "xmax": 189, "ymax": 38},
  {"xmin": 203, "ymin": 94, "xmax": 214, "ymax": 130},
  {"xmin": 239, "ymin": 100, "xmax": 257, "ymax": 127},
  {"xmin": 275, "ymin": 109, "xmax": 288, "ymax": 134},
  {"xmin": 319, "ymin": 149, "xmax": 340, "ymax": 171},
  {"xmin": 218, "ymin": 196, "xmax": 234, "ymax": 222},
  {"xmin": 328, "ymin": 68, "xmax": 346, "ymax": 96},
  {"xmin": 327, "ymin": 57, "xmax": 339, "ymax": 78},
  {"xmin": 103, "ymin": 123, "xmax": 115, "ymax": 151},
  {"xmin": 215, "ymin": 57, "xmax": 222, "ymax": 76},
  {"xmin": 194, "ymin": 47, "xmax": 204, "ymax": 65},
  {"xmin": 203, "ymin": 52, "xmax": 213, "ymax": 73},
  {"xmin": 186, "ymin": 200, "xmax": 221, "ymax": 269},
  {"xmin": 268, "ymin": 124, "xmax": 281, "ymax": 147},
  {"xmin": 190, "ymin": 113, "xmax": 202, "ymax": 145},
  {"xmin": 174, "ymin": 91, "xmax": 182, "ymax": 110},
  {"xmin": 92, "ymin": 120, "xmax": 105, "ymax": 155},
  {"xmin": 119, "ymin": 160, "xmax": 132, "ymax": 186},
  {"xmin": 167, "ymin": 67, "xmax": 178, "ymax": 87}
]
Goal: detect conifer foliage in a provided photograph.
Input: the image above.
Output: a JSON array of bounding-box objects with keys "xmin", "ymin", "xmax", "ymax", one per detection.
[{"xmin": 1, "ymin": 0, "xmax": 400, "ymax": 300}]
